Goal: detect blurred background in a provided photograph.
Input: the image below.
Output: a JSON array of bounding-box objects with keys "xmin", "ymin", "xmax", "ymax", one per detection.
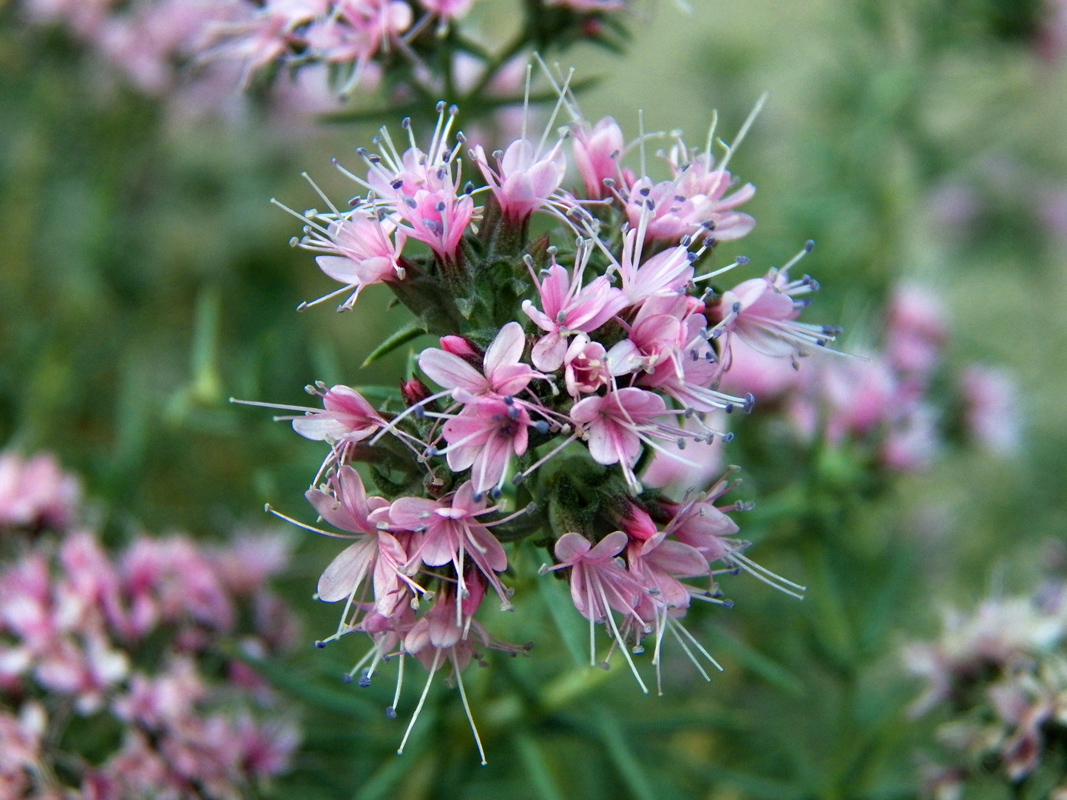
[{"xmin": 2, "ymin": 0, "xmax": 1066, "ymax": 797}]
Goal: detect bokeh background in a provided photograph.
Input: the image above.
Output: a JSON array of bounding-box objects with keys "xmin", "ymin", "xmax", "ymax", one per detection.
[{"xmin": 2, "ymin": 0, "xmax": 1066, "ymax": 797}]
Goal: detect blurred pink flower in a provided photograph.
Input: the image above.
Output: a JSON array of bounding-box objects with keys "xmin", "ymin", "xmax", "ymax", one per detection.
[{"xmin": 0, "ymin": 451, "xmax": 81, "ymax": 530}]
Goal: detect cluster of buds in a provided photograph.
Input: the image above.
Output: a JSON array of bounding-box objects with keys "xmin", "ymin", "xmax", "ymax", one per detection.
[
  {"xmin": 253, "ymin": 82, "xmax": 831, "ymax": 761},
  {"xmin": 0, "ymin": 451, "xmax": 300, "ymax": 799},
  {"xmin": 17, "ymin": 0, "xmax": 631, "ymax": 121},
  {"xmin": 907, "ymin": 580, "xmax": 1067, "ymax": 799}
]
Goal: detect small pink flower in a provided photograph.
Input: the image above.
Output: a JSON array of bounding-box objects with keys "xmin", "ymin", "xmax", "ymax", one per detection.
[
  {"xmin": 120, "ymin": 536, "xmax": 236, "ymax": 638},
  {"xmin": 389, "ymin": 482, "xmax": 510, "ymax": 608},
  {"xmin": 291, "ymin": 384, "xmax": 387, "ymax": 444},
  {"xmin": 712, "ymin": 251, "xmax": 839, "ymax": 366},
  {"xmin": 551, "ymin": 532, "xmax": 645, "ymax": 624},
  {"xmin": 349, "ymin": 103, "xmax": 473, "ymax": 259},
  {"xmin": 661, "ymin": 477, "xmax": 805, "ymax": 599},
  {"xmin": 571, "ymin": 116, "xmax": 625, "ymax": 199},
  {"xmin": 562, "ymin": 334, "xmax": 611, "ymax": 398},
  {"xmin": 0, "ymin": 451, "xmax": 81, "ymax": 530},
  {"xmin": 627, "ymin": 534, "xmax": 710, "ymax": 614},
  {"xmin": 418, "ymin": 321, "xmax": 539, "ymax": 402},
  {"xmin": 300, "ymin": 212, "xmax": 407, "ymax": 310},
  {"xmin": 625, "ymin": 153, "xmax": 755, "ymax": 245},
  {"xmin": 522, "ymin": 249, "xmax": 629, "ymax": 371},
  {"xmin": 960, "ymin": 365, "xmax": 1021, "ymax": 456},
  {"xmin": 438, "ymin": 396, "xmax": 532, "ymax": 496},
  {"xmin": 885, "ymin": 283, "xmax": 947, "ymax": 378},
  {"xmin": 309, "ymin": 0, "xmax": 412, "ymax": 78},
  {"xmin": 570, "ymin": 387, "xmax": 667, "ymax": 491},
  {"xmin": 472, "ymin": 137, "xmax": 567, "ymax": 222},
  {"xmin": 199, "ymin": 0, "xmax": 326, "ymax": 86},
  {"xmin": 397, "ymin": 582, "xmax": 505, "ymax": 765},
  {"xmin": 615, "ymin": 229, "xmax": 694, "ymax": 308},
  {"xmin": 543, "ymin": 531, "xmax": 651, "ymax": 691},
  {"xmin": 638, "ymin": 313, "xmax": 753, "ymax": 415}
]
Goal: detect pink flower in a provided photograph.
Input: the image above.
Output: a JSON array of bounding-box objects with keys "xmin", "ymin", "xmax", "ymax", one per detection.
[
  {"xmin": 626, "ymin": 534, "xmax": 710, "ymax": 632},
  {"xmin": 522, "ymin": 247, "xmax": 629, "ymax": 371},
  {"xmin": 289, "ymin": 384, "xmax": 387, "ymax": 446},
  {"xmin": 885, "ymin": 283, "xmax": 947, "ymax": 378},
  {"xmin": 199, "ymin": 0, "xmax": 327, "ymax": 86},
  {"xmin": 389, "ymin": 482, "xmax": 511, "ymax": 608},
  {"xmin": 418, "ymin": 321, "xmax": 539, "ymax": 402},
  {"xmin": 550, "ymin": 531, "xmax": 645, "ymax": 621},
  {"xmin": 0, "ymin": 451, "xmax": 81, "ymax": 530},
  {"xmin": 347, "ymin": 103, "xmax": 474, "ymax": 259},
  {"xmin": 637, "ymin": 312, "xmax": 754, "ymax": 415},
  {"xmin": 437, "ymin": 396, "xmax": 533, "ymax": 496},
  {"xmin": 398, "ymin": 582, "xmax": 503, "ymax": 765},
  {"xmin": 472, "ymin": 137, "xmax": 567, "ymax": 222},
  {"xmin": 298, "ymin": 211, "xmax": 407, "ymax": 310},
  {"xmin": 308, "ymin": 0, "xmax": 412, "ymax": 86},
  {"xmin": 562, "ymin": 334, "xmax": 611, "ymax": 397},
  {"xmin": 305, "ymin": 466, "xmax": 410, "ymax": 621},
  {"xmin": 624, "ymin": 153, "xmax": 755, "ymax": 245},
  {"xmin": 570, "ymin": 387, "xmax": 667, "ymax": 491},
  {"xmin": 543, "ymin": 531, "xmax": 651, "ymax": 691},
  {"xmin": 571, "ymin": 116, "xmax": 625, "ymax": 199},
  {"xmin": 661, "ymin": 477, "xmax": 805, "ymax": 599},
  {"xmin": 615, "ymin": 229, "xmax": 694, "ymax": 308},
  {"xmin": 960, "ymin": 365, "xmax": 1021, "ymax": 457},
  {"xmin": 121, "ymin": 536, "xmax": 236, "ymax": 639},
  {"xmin": 712, "ymin": 248, "xmax": 840, "ymax": 366}
]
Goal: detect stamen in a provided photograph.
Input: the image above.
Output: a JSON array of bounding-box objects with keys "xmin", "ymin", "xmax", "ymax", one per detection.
[
  {"xmin": 454, "ymin": 655, "xmax": 487, "ymax": 766},
  {"xmin": 397, "ymin": 648, "xmax": 441, "ymax": 756}
]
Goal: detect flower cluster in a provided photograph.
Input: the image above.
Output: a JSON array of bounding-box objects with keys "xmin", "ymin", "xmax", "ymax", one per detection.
[
  {"xmin": 718, "ymin": 282, "xmax": 1021, "ymax": 474},
  {"xmin": 259, "ymin": 88, "xmax": 826, "ymax": 761},
  {"xmin": 906, "ymin": 579, "xmax": 1067, "ymax": 798},
  {"xmin": 0, "ymin": 453, "xmax": 300, "ymax": 799},
  {"xmin": 17, "ymin": 0, "xmax": 631, "ymax": 123}
]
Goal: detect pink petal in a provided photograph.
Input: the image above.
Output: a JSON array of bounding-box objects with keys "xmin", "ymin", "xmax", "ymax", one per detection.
[
  {"xmin": 483, "ymin": 322, "xmax": 526, "ymax": 377},
  {"xmin": 587, "ymin": 531, "xmax": 628, "ymax": 561},
  {"xmin": 554, "ymin": 532, "xmax": 592, "ymax": 563},
  {"xmin": 418, "ymin": 348, "xmax": 487, "ymax": 394},
  {"xmin": 316, "ymin": 539, "xmax": 376, "ymax": 602}
]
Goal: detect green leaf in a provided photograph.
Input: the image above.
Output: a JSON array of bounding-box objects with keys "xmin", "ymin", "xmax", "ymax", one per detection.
[
  {"xmin": 361, "ymin": 319, "xmax": 427, "ymax": 368},
  {"xmin": 704, "ymin": 626, "xmax": 805, "ymax": 696},
  {"xmin": 236, "ymin": 652, "xmax": 378, "ymax": 717},
  {"xmin": 538, "ymin": 572, "xmax": 588, "ymax": 668},
  {"xmin": 594, "ymin": 706, "xmax": 657, "ymax": 800},
  {"xmin": 351, "ymin": 711, "xmax": 436, "ymax": 800},
  {"xmin": 700, "ymin": 765, "xmax": 802, "ymax": 800},
  {"xmin": 513, "ymin": 731, "xmax": 566, "ymax": 800}
]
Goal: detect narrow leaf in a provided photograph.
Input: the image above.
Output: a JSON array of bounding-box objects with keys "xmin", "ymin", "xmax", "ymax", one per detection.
[
  {"xmin": 594, "ymin": 706, "xmax": 658, "ymax": 800},
  {"xmin": 704, "ymin": 626, "xmax": 805, "ymax": 696},
  {"xmin": 513, "ymin": 731, "xmax": 566, "ymax": 800},
  {"xmin": 538, "ymin": 572, "xmax": 587, "ymax": 668},
  {"xmin": 361, "ymin": 319, "xmax": 426, "ymax": 368},
  {"xmin": 351, "ymin": 716, "xmax": 435, "ymax": 800},
  {"xmin": 236, "ymin": 652, "xmax": 377, "ymax": 716}
]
